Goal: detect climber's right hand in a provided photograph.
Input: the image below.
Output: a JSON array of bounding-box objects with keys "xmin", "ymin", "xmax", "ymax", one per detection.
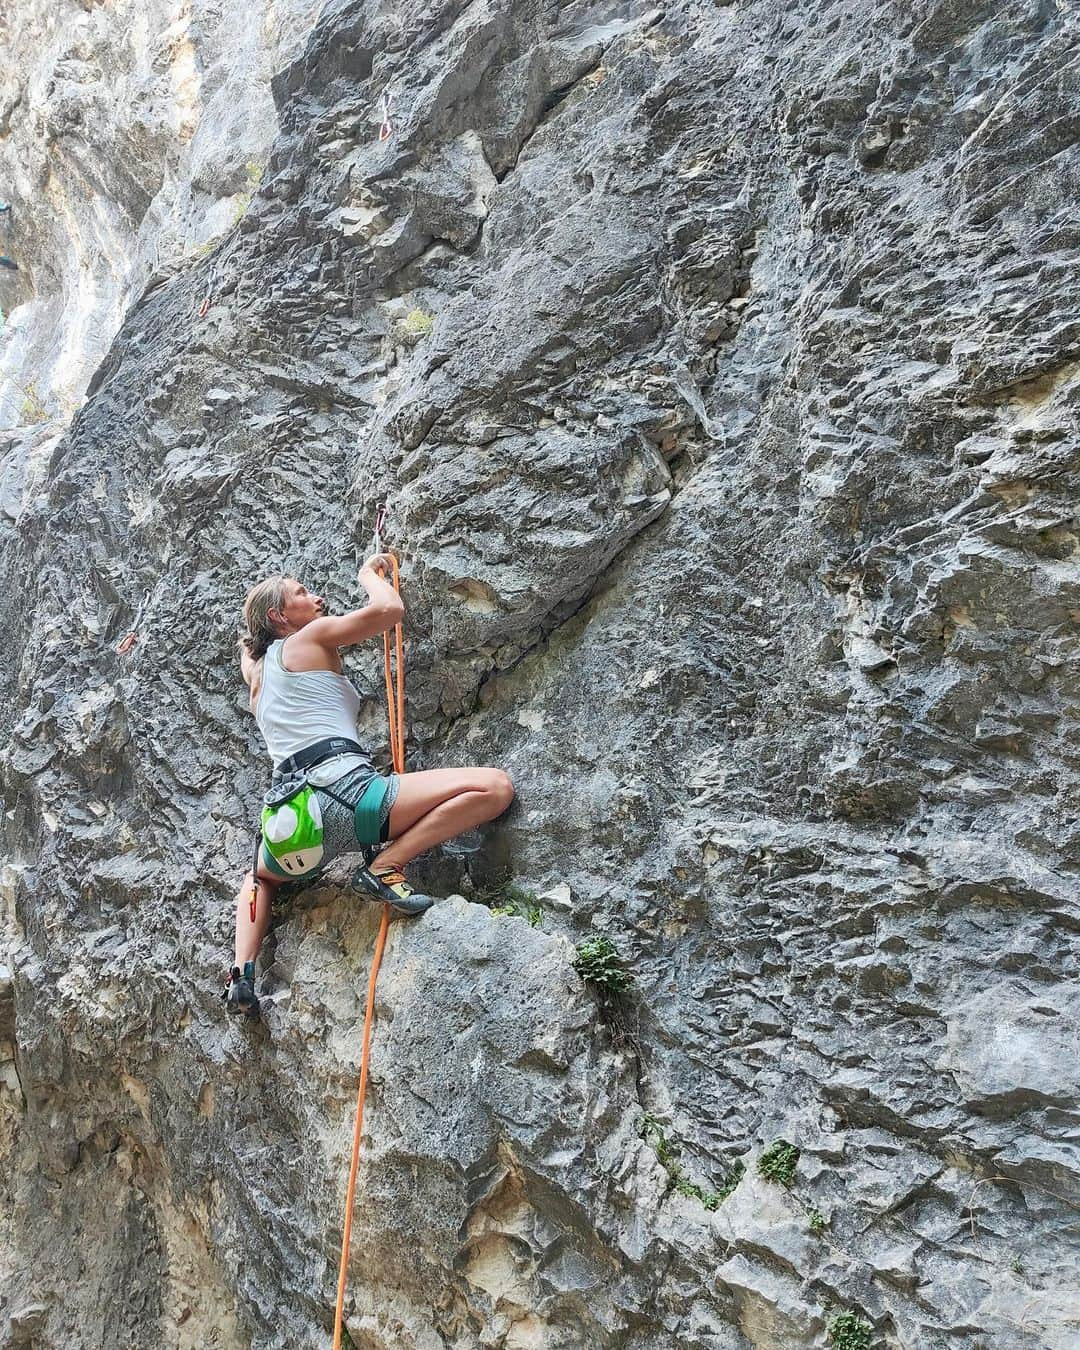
[{"xmin": 360, "ymin": 551, "xmax": 395, "ymax": 579}]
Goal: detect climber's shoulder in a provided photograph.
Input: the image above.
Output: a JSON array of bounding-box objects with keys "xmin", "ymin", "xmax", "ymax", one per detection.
[{"xmin": 280, "ymin": 628, "xmax": 344, "ymax": 674}]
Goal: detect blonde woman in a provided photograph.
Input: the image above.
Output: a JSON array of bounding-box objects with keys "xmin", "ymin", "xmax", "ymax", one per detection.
[{"xmin": 226, "ymin": 553, "xmax": 514, "ymax": 1015}]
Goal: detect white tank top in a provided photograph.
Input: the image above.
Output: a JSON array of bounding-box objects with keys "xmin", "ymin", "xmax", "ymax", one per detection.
[{"xmin": 255, "ymin": 640, "xmax": 370, "ymax": 784}]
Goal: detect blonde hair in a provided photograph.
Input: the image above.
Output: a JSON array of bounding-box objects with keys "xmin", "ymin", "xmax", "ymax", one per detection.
[{"xmin": 241, "ymin": 575, "xmax": 289, "ymax": 660}]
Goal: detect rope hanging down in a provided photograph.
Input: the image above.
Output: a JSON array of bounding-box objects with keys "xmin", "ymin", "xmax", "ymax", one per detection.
[{"xmin": 332, "ymin": 544, "xmax": 405, "ymax": 1349}]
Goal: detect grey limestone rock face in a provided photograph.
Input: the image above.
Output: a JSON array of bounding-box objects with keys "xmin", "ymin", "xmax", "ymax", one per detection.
[{"xmin": 1, "ymin": 0, "xmax": 1079, "ymax": 1346}]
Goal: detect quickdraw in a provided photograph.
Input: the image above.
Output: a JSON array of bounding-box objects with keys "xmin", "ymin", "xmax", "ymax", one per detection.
[
  {"xmin": 249, "ymin": 836, "xmax": 260, "ymax": 924},
  {"xmin": 116, "ymin": 589, "xmax": 151, "ymax": 656},
  {"xmin": 377, "ymin": 89, "xmax": 394, "ymax": 142}
]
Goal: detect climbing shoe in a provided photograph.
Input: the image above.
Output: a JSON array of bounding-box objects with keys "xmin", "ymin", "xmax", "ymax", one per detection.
[
  {"xmin": 351, "ymin": 864, "xmax": 434, "ymax": 916},
  {"xmin": 224, "ymin": 961, "xmax": 259, "ymax": 1017}
]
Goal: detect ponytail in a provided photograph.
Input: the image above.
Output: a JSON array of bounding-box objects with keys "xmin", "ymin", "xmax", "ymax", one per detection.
[{"xmin": 241, "ymin": 575, "xmax": 288, "ymax": 661}]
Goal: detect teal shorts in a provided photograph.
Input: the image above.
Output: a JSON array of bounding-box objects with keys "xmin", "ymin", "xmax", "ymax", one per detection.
[{"xmin": 260, "ymin": 769, "xmax": 398, "ymax": 879}]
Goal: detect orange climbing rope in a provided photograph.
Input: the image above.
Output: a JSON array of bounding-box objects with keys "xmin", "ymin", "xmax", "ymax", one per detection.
[
  {"xmin": 383, "ymin": 554, "xmax": 405, "ymax": 771},
  {"xmin": 333, "ymin": 550, "xmax": 405, "ymax": 1349}
]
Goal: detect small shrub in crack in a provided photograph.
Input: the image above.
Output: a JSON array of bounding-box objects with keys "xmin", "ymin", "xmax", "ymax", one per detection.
[
  {"xmin": 828, "ymin": 1311, "xmax": 874, "ymax": 1350},
  {"xmin": 808, "ymin": 1208, "xmax": 828, "ymax": 1234},
  {"xmin": 641, "ymin": 1114, "xmax": 680, "ymax": 1169},
  {"xmin": 640, "ymin": 1115, "xmax": 744, "ymax": 1211},
  {"xmin": 573, "ymin": 935, "xmax": 631, "ymax": 997},
  {"xmin": 473, "ymin": 877, "xmax": 543, "ymax": 927},
  {"xmin": 757, "ymin": 1139, "xmax": 799, "ymax": 1187},
  {"xmin": 714, "ymin": 1158, "xmax": 745, "ymax": 1205},
  {"xmin": 482, "ymin": 880, "xmax": 543, "ymax": 928},
  {"xmin": 231, "ymin": 161, "xmax": 264, "ymax": 224},
  {"xmin": 19, "ymin": 381, "xmax": 46, "ymax": 424}
]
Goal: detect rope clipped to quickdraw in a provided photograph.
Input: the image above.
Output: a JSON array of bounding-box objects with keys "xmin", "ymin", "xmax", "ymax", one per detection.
[{"xmin": 333, "ymin": 515, "xmax": 406, "ymax": 1350}]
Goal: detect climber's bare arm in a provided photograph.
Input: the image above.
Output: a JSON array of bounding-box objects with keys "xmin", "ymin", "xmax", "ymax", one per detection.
[
  {"xmin": 240, "ymin": 647, "xmax": 265, "ymax": 714},
  {"xmin": 240, "ymin": 646, "xmax": 260, "ymax": 690},
  {"xmin": 286, "ymin": 556, "xmax": 403, "ymax": 666}
]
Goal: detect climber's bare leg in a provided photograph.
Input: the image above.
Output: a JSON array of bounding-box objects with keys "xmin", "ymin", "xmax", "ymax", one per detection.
[
  {"xmin": 233, "ymin": 863, "xmax": 282, "ymax": 967},
  {"xmin": 374, "ymin": 768, "xmax": 514, "ymax": 872}
]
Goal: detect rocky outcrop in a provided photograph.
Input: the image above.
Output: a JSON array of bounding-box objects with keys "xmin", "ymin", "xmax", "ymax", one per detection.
[{"xmin": 1, "ymin": 0, "xmax": 1078, "ymax": 1346}]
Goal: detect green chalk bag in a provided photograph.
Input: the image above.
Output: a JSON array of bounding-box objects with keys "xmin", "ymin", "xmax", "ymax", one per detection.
[{"xmin": 261, "ymin": 773, "xmax": 325, "ymax": 877}]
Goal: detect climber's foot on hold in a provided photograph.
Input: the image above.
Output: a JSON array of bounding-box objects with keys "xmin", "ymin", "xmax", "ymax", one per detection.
[
  {"xmin": 224, "ymin": 960, "xmax": 260, "ymax": 1017},
  {"xmin": 351, "ymin": 864, "xmax": 434, "ymax": 916}
]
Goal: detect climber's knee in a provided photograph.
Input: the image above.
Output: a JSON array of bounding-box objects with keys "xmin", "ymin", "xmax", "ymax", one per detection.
[{"xmin": 486, "ymin": 768, "xmax": 515, "ymax": 815}]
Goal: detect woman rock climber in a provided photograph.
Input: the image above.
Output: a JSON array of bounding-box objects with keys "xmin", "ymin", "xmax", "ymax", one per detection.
[{"xmin": 225, "ymin": 553, "xmax": 515, "ymax": 1015}]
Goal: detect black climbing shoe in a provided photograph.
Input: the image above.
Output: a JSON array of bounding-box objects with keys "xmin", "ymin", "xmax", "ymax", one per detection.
[
  {"xmin": 351, "ymin": 864, "xmax": 434, "ymax": 916},
  {"xmin": 224, "ymin": 961, "xmax": 259, "ymax": 1016}
]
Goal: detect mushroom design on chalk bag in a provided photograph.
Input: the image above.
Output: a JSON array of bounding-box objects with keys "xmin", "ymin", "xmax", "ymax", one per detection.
[{"xmin": 262, "ymin": 789, "xmax": 325, "ymax": 876}]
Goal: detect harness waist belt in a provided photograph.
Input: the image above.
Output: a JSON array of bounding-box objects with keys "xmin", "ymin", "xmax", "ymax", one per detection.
[{"xmin": 274, "ymin": 737, "xmax": 366, "ymax": 777}]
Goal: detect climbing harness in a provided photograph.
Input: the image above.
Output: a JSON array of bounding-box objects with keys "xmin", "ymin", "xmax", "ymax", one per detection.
[
  {"xmin": 250, "ymin": 736, "xmax": 372, "ymax": 915},
  {"xmin": 377, "ymin": 89, "xmax": 394, "ymax": 142},
  {"xmin": 332, "ymin": 525, "xmax": 406, "ymax": 1350},
  {"xmin": 259, "ymin": 738, "xmax": 369, "ymax": 878},
  {"xmin": 277, "ymin": 736, "xmax": 368, "ymax": 778}
]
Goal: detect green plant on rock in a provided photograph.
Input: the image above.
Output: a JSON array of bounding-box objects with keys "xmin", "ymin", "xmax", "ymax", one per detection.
[
  {"xmin": 641, "ymin": 1114, "xmax": 680, "ymax": 1169},
  {"xmin": 230, "ymin": 165, "xmax": 263, "ymax": 226},
  {"xmin": 808, "ymin": 1207, "xmax": 828, "ymax": 1234},
  {"xmin": 640, "ymin": 1115, "xmax": 742, "ymax": 1212},
  {"xmin": 19, "ymin": 381, "xmax": 46, "ymax": 424},
  {"xmin": 232, "ymin": 192, "xmax": 253, "ymax": 225},
  {"xmin": 573, "ymin": 935, "xmax": 631, "ymax": 996},
  {"xmin": 757, "ymin": 1139, "xmax": 800, "ymax": 1187},
  {"xmin": 401, "ymin": 307, "xmax": 434, "ymax": 340},
  {"xmin": 714, "ymin": 1157, "xmax": 745, "ymax": 1205},
  {"xmin": 673, "ymin": 1173, "xmax": 723, "ymax": 1208},
  {"xmin": 827, "ymin": 1311, "xmax": 873, "ymax": 1350},
  {"xmin": 482, "ymin": 880, "xmax": 542, "ymax": 928}
]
